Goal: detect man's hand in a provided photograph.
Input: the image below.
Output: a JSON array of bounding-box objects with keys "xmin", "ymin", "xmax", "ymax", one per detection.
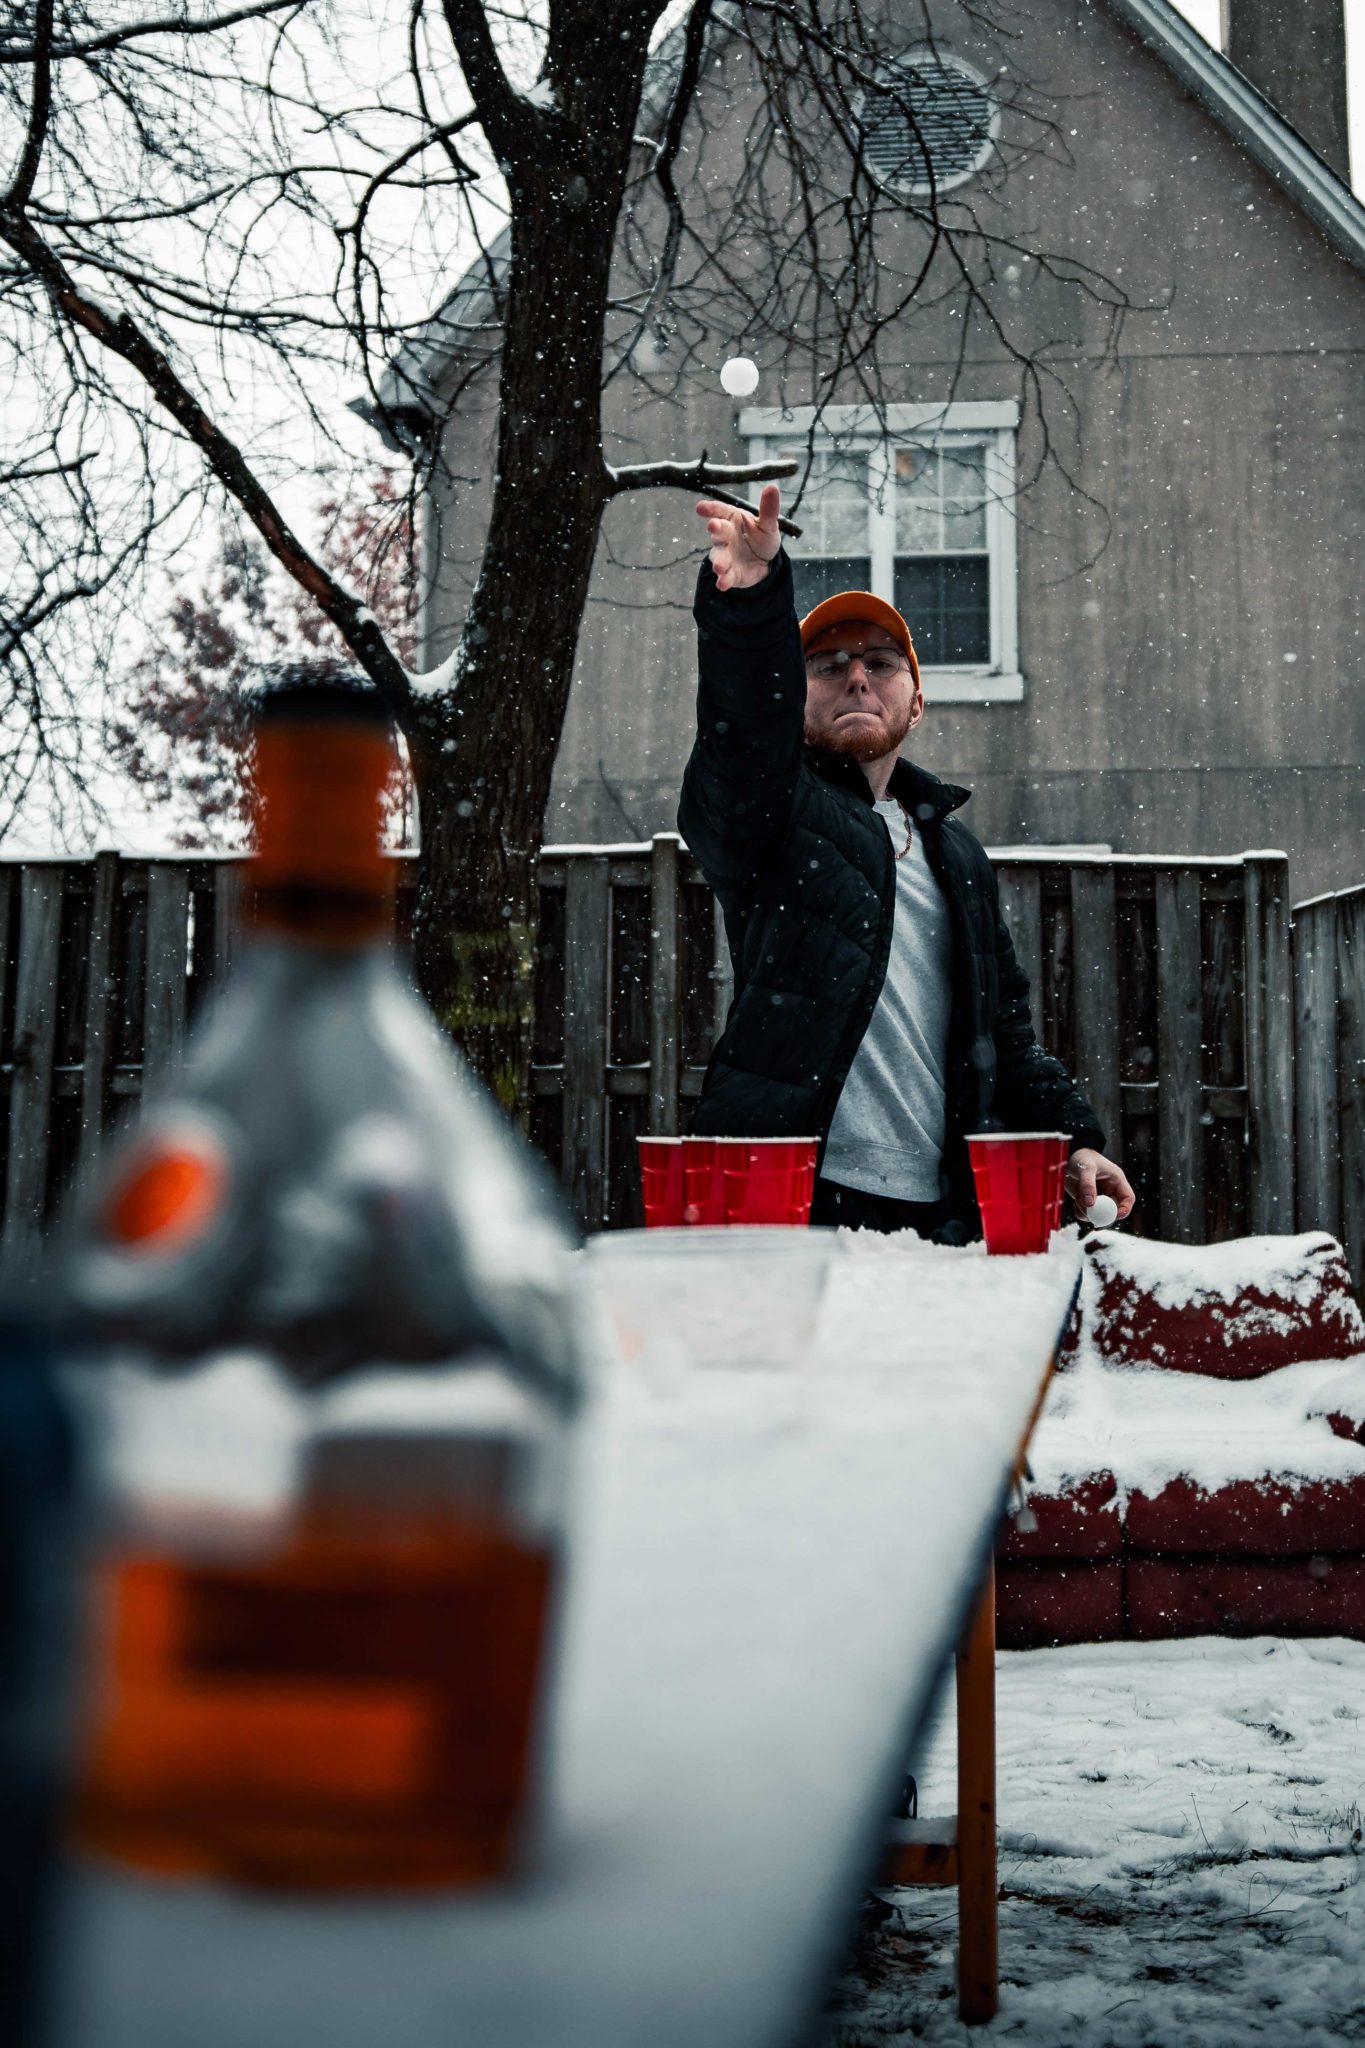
[
  {"xmin": 696, "ymin": 483, "xmax": 782, "ymax": 591},
  {"xmin": 1066, "ymin": 1148, "xmax": 1136, "ymax": 1221}
]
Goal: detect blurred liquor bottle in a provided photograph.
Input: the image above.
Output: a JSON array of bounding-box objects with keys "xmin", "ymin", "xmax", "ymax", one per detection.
[{"xmin": 59, "ymin": 668, "xmax": 584, "ymax": 1891}]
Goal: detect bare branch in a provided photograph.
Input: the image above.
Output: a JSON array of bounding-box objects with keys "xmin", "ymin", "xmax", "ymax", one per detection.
[
  {"xmin": 606, "ymin": 452, "xmax": 802, "ymax": 535},
  {"xmin": 438, "ymin": 0, "xmax": 529, "ymax": 171},
  {"xmin": 0, "ymin": 210, "xmax": 412, "ymax": 714},
  {"xmin": 613, "ymin": 0, "xmax": 713, "ymax": 374},
  {"xmin": 4, "ymin": 0, "xmax": 54, "ymax": 211},
  {"xmin": 0, "ymin": 0, "xmax": 310, "ymax": 66}
]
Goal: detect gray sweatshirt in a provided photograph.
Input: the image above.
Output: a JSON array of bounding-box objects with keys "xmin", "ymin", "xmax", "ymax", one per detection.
[{"xmin": 821, "ymin": 796, "xmax": 952, "ymax": 1203}]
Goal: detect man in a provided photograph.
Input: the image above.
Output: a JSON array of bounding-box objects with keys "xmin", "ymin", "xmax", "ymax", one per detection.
[{"xmin": 679, "ymin": 482, "xmax": 1135, "ymax": 1239}]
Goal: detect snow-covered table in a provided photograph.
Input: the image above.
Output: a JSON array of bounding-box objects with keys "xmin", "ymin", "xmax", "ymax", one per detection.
[{"xmin": 56, "ymin": 1235, "xmax": 1081, "ymax": 2048}]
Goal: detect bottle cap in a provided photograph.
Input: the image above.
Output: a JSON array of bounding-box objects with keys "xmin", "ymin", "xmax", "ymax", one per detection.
[{"xmin": 251, "ymin": 665, "xmax": 399, "ymax": 942}]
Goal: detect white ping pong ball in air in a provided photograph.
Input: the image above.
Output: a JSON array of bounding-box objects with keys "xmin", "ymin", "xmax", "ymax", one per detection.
[
  {"xmin": 720, "ymin": 356, "xmax": 759, "ymax": 397},
  {"xmin": 1086, "ymin": 1194, "xmax": 1119, "ymax": 1229}
]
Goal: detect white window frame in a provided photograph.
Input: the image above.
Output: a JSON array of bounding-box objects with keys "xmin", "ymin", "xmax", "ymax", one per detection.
[{"xmin": 739, "ymin": 400, "xmax": 1022, "ymax": 703}]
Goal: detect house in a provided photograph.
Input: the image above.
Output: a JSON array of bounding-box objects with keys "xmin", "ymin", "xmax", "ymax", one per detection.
[{"xmin": 379, "ymin": 0, "xmax": 1365, "ymax": 896}]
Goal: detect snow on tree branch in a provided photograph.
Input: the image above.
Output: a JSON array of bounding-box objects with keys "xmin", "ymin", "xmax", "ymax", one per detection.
[{"xmin": 605, "ymin": 452, "xmax": 802, "ymax": 536}]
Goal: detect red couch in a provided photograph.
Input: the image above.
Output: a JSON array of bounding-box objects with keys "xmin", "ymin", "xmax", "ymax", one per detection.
[{"xmin": 996, "ymin": 1231, "xmax": 1365, "ymax": 1647}]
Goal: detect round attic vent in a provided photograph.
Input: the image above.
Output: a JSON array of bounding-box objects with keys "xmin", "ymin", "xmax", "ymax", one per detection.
[{"xmin": 857, "ymin": 52, "xmax": 998, "ymax": 199}]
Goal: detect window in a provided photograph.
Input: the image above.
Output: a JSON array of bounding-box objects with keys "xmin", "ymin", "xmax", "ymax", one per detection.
[
  {"xmin": 741, "ymin": 402, "xmax": 1021, "ymax": 702},
  {"xmin": 856, "ymin": 52, "xmax": 999, "ymax": 200},
  {"xmin": 894, "ymin": 444, "xmax": 990, "ymax": 665},
  {"xmin": 780, "ymin": 449, "xmax": 870, "ymax": 607}
]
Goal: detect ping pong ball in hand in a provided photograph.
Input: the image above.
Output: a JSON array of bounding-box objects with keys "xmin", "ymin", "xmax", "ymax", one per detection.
[
  {"xmin": 1086, "ymin": 1194, "xmax": 1119, "ymax": 1228},
  {"xmin": 720, "ymin": 356, "xmax": 759, "ymax": 397}
]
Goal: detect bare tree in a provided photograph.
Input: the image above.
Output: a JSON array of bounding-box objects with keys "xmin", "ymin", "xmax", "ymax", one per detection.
[
  {"xmin": 0, "ymin": 0, "xmax": 1134, "ymax": 1111},
  {"xmin": 105, "ymin": 474, "xmax": 418, "ymax": 845}
]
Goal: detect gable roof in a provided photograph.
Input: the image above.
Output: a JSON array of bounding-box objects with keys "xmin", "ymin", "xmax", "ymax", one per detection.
[
  {"xmin": 367, "ymin": 0, "xmax": 1365, "ymax": 446},
  {"xmin": 1105, "ymin": 0, "xmax": 1365, "ymax": 270}
]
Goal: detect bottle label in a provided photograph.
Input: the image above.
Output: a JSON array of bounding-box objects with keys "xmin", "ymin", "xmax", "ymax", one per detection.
[{"xmin": 103, "ymin": 1120, "xmax": 232, "ymax": 1255}]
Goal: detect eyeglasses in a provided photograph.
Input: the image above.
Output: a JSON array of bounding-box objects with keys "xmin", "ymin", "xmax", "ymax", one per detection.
[{"xmin": 804, "ymin": 648, "xmax": 911, "ymax": 683}]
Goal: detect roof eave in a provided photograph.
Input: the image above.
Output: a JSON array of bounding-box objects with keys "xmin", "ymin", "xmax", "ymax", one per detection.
[{"xmin": 1104, "ymin": 0, "xmax": 1365, "ymax": 275}]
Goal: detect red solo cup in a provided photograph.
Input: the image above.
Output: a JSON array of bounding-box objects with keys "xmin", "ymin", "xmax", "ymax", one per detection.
[
  {"xmin": 637, "ymin": 1137, "xmax": 686, "ymax": 1228},
  {"xmin": 720, "ymin": 1138, "xmax": 820, "ymax": 1227},
  {"xmin": 966, "ymin": 1132, "xmax": 1071, "ymax": 1254}
]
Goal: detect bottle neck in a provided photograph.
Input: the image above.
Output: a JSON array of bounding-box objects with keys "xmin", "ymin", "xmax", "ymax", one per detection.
[
  {"xmin": 250, "ymin": 878, "xmax": 396, "ymax": 947},
  {"xmin": 239, "ymin": 927, "xmax": 395, "ymax": 981},
  {"xmin": 250, "ymin": 719, "xmax": 397, "ymax": 946}
]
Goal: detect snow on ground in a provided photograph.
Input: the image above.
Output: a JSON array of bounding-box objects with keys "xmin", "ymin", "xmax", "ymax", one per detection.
[{"xmin": 826, "ymin": 1637, "xmax": 1365, "ymax": 2046}]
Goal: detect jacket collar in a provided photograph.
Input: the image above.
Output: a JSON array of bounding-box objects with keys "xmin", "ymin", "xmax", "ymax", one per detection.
[{"xmin": 806, "ymin": 746, "xmax": 971, "ymax": 820}]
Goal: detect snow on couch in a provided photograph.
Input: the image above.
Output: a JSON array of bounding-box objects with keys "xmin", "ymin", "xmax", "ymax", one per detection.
[{"xmin": 996, "ymin": 1231, "xmax": 1365, "ymax": 1648}]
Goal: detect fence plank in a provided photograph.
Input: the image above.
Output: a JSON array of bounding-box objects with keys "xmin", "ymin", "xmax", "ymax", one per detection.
[
  {"xmin": 1245, "ymin": 854, "xmax": 1296, "ymax": 1233},
  {"xmin": 1155, "ymin": 871, "xmax": 1203, "ymax": 1240},
  {"xmin": 2, "ymin": 868, "xmax": 64, "ymax": 1277},
  {"xmin": 0, "ymin": 868, "xmax": 14, "ymax": 1237},
  {"xmin": 1335, "ymin": 888, "xmax": 1365, "ymax": 1288},
  {"xmin": 213, "ymin": 861, "xmax": 242, "ymax": 986},
  {"xmin": 562, "ymin": 854, "xmax": 610, "ymax": 1230},
  {"xmin": 648, "ymin": 835, "xmax": 681, "ymax": 1136},
  {"xmin": 1292, "ymin": 899, "xmax": 1340, "ymax": 1238},
  {"xmin": 995, "ymin": 868, "xmax": 1043, "ymax": 1041},
  {"xmin": 76, "ymin": 852, "xmax": 120, "ymax": 1197},
  {"xmin": 0, "ymin": 866, "xmax": 13, "ymax": 1045},
  {"xmin": 143, "ymin": 864, "xmax": 191, "ymax": 1087},
  {"xmin": 1069, "ymin": 868, "xmax": 1121, "ymax": 1153}
]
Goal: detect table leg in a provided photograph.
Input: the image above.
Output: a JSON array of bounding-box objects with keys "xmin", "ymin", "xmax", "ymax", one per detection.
[{"xmin": 955, "ymin": 1558, "xmax": 997, "ymax": 2025}]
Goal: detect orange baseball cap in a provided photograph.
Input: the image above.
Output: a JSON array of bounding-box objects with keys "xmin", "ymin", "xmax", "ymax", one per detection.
[{"xmin": 799, "ymin": 591, "xmax": 921, "ymax": 693}]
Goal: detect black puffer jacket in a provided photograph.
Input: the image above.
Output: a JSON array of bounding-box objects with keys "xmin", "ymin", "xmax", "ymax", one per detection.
[{"xmin": 678, "ymin": 552, "xmax": 1104, "ymax": 1237}]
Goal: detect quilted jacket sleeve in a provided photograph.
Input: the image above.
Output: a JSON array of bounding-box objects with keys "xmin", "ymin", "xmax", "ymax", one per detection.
[
  {"xmin": 677, "ymin": 551, "xmax": 807, "ymax": 890},
  {"xmin": 990, "ymin": 885, "xmax": 1107, "ymax": 1155}
]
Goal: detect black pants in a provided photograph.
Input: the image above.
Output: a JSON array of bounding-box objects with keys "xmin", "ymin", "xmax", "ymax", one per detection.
[{"xmin": 809, "ymin": 1178, "xmax": 950, "ymax": 1237}]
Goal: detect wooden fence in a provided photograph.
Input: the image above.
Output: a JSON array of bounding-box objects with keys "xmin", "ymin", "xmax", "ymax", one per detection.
[
  {"xmin": 0, "ymin": 840, "xmax": 1350, "ymax": 1276},
  {"xmin": 532, "ymin": 840, "xmax": 1298, "ymax": 1247}
]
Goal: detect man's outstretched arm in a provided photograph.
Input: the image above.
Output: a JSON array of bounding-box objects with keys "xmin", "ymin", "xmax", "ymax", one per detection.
[{"xmin": 678, "ymin": 486, "xmax": 807, "ymax": 890}]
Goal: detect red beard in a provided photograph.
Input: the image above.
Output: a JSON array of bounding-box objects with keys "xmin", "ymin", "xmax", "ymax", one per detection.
[{"xmin": 804, "ymin": 703, "xmax": 915, "ymax": 763}]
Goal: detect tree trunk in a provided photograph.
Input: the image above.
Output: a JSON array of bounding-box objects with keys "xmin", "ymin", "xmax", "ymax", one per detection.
[{"xmin": 406, "ymin": 123, "xmax": 625, "ymax": 1118}]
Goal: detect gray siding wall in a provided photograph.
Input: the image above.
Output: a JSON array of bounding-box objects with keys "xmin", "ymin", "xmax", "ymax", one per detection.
[{"xmin": 423, "ymin": 0, "xmax": 1365, "ymax": 894}]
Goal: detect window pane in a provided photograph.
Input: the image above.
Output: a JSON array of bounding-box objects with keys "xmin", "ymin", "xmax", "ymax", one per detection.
[
  {"xmin": 896, "ymin": 498, "xmax": 940, "ymax": 552},
  {"xmin": 894, "ymin": 554, "xmax": 990, "ymax": 666},
  {"xmin": 939, "ymin": 448, "xmax": 986, "ymax": 500},
  {"xmin": 791, "ymin": 554, "xmax": 873, "ymax": 614},
  {"xmin": 789, "ymin": 450, "xmax": 869, "ymax": 558},
  {"xmin": 896, "ymin": 445, "xmax": 938, "ymax": 499},
  {"xmin": 941, "ymin": 498, "xmax": 987, "ymax": 548},
  {"xmin": 895, "ymin": 439, "xmax": 991, "ymax": 556}
]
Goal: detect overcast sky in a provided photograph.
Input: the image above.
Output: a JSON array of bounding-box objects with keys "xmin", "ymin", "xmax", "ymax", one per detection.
[{"xmin": 1170, "ymin": 0, "xmax": 1365, "ymax": 193}]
